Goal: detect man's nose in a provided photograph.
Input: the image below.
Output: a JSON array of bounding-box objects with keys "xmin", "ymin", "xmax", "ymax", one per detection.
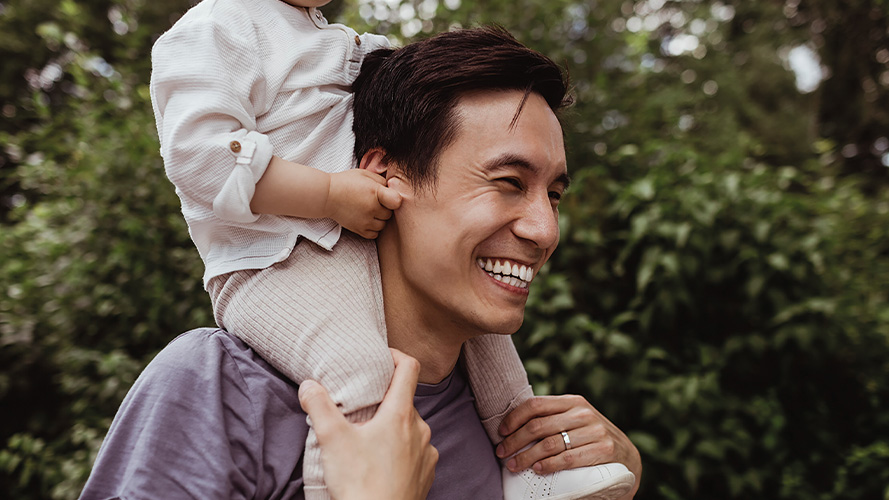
[{"xmin": 512, "ymin": 193, "xmax": 560, "ymax": 249}]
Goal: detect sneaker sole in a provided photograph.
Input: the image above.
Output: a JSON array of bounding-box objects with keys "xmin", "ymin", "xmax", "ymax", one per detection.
[{"xmin": 544, "ymin": 470, "xmax": 636, "ymax": 500}]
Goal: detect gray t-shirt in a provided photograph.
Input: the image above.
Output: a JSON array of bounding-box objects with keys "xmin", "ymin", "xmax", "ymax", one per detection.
[{"xmin": 79, "ymin": 328, "xmax": 501, "ymax": 499}]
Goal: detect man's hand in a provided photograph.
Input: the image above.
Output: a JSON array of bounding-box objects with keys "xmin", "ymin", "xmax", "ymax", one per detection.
[
  {"xmin": 298, "ymin": 349, "xmax": 438, "ymax": 500},
  {"xmin": 496, "ymin": 395, "xmax": 641, "ymax": 496},
  {"xmin": 325, "ymin": 169, "xmax": 402, "ymax": 239}
]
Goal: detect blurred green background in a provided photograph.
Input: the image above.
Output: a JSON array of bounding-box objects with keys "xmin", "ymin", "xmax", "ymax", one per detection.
[{"xmin": 1, "ymin": 0, "xmax": 888, "ymax": 498}]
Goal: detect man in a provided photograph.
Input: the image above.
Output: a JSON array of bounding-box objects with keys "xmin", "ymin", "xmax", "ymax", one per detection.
[{"xmin": 80, "ymin": 27, "xmax": 641, "ymax": 499}]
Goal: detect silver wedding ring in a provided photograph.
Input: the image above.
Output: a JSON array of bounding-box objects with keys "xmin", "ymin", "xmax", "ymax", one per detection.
[{"xmin": 560, "ymin": 431, "xmax": 572, "ymax": 450}]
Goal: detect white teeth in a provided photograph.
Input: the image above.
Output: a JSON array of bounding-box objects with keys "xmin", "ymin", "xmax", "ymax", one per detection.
[{"xmin": 479, "ymin": 258, "xmax": 535, "ymax": 286}]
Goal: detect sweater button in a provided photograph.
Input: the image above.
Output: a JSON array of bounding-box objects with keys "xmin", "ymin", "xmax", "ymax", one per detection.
[
  {"xmin": 354, "ymin": 35, "xmax": 361, "ymax": 46},
  {"xmin": 229, "ymin": 141, "xmax": 242, "ymax": 153}
]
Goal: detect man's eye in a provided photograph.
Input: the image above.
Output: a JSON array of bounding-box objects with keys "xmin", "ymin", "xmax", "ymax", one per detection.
[
  {"xmin": 498, "ymin": 178, "xmax": 523, "ymax": 189},
  {"xmin": 549, "ymin": 190, "xmax": 563, "ymax": 201}
]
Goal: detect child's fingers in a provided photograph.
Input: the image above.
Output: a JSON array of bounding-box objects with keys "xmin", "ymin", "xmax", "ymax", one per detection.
[
  {"xmin": 377, "ymin": 185, "xmax": 403, "ymax": 210},
  {"xmin": 358, "ymin": 169, "xmax": 389, "ymax": 186},
  {"xmin": 371, "ymin": 207, "xmax": 393, "ymax": 223},
  {"xmin": 369, "ymin": 218, "xmax": 386, "ymax": 232},
  {"xmin": 298, "ymin": 380, "xmax": 349, "ymax": 445},
  {"xmin": 356, "ymin": 217, "xmax": 385, "ymax": 238}
]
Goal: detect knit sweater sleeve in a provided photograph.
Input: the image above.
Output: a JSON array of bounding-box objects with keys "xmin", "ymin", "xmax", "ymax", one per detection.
[{"xmin": 150, "ymin": 15, "xmax": 273, "ymax": 224}]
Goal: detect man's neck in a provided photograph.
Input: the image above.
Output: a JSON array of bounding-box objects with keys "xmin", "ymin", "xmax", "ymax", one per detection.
[
  {"xmin": 379, "ymin": 248, "xmax": 469, "ymax": 384},
  {"xmin": 387, "ymin": 322, "xmax": 463, "ymax": 384},
  {"xmin": 383, "ymin": 288, "xmax": 470, "ymax": 383}
]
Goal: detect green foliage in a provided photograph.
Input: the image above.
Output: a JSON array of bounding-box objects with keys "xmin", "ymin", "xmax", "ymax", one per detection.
[
  {"xmin": 0, "ymin": 1, "xmax": 210, "ymax": 497},
  {"xmin": 521, "ymin": 153, "xmax": 889, "ymax": 498},
  {"xmin": 1, "ymin": 0, "xmax": 888, "ymax": 499}
]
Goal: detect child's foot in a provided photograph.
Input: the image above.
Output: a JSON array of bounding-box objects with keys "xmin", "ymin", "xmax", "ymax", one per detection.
[{"xmin": 501, "ymin": 462, "xmax": 635, "ymax": 500}]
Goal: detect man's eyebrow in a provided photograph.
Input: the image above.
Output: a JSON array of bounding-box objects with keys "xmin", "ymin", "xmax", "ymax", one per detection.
[
  {"xmin": 482, "ymin": 153, "xmax": 571, "ymax": 189},
  {"xmin": 556, "ymin": 172, "xmax": 571, "ymax": 191}
]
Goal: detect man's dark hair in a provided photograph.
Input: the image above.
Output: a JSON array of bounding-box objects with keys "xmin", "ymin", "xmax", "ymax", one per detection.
[{"xmin": 352, "ymin": 26, "xmax": 572, "ymax": 190}]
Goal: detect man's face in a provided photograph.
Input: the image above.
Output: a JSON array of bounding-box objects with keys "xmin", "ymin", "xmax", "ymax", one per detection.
[{"xmin": 381, "ymin": 90, "xmax": 568, "ymax": 341}]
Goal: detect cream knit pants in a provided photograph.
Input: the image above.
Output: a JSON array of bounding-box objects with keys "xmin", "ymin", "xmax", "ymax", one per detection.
[{"xmin": 208, "ymin": 231, "xmax": 532, "ymax": 500}]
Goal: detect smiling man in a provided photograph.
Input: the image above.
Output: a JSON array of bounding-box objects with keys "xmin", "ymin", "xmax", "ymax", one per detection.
[
  {"xmin": 362, "ymin": 93, "xmax": 568, "ymax": 381},
  {"xmin": 351, "ymin": 27, "xmax": 640, "ymax": 499},
  {"xmin": 80, "ymin": 27, "xmax": 640, "ymax": 500}
]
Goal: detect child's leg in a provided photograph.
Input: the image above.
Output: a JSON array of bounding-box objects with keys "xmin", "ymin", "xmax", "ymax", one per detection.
[
  {"xmin": 208, "ymin": 231, "xmax": 392, "ymax": 500},
  {"xmin": 462, "ymin": 334, "xmax": 534, "ymax": 444},
  {"xmin": 465, "ymin": 336, "xmax": 637, "ymax": 500}
]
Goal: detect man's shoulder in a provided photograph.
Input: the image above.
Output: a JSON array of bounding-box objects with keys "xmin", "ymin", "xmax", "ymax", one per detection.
[
  {"xmin": 154, "ymin": 326, "xmax": 233, "ymax": 363},
  {"xmin": 143, "ymin": 327, "xmax": 254, "ymax": 386},
  {"xmin": 121, "ymin": 326, "xmax": 304, "ymax": 444},
  {"xmin": 153, "ymin": 327, "xmax": 256, "ymax": 370},
  {"xmin": 80, "ymin": 327, "xmax": 308, "ymax": 500},
  {"xmin": 147, "ymin": 327, "xmax": 302, "ymax": 409}
]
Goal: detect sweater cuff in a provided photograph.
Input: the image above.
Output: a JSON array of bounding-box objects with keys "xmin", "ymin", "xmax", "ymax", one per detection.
[{"xmin": 212, "ymin": 130, "xmax": 274, "ymax": 223}]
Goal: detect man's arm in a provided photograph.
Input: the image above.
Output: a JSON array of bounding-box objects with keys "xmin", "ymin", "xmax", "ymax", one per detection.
[{"xmin": 495, "ymin": 395, "xmax": 642, "ymax": 499}]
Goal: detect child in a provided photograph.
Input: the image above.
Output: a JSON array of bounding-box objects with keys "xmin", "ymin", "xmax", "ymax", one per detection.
[{"xmin": 150, "ymin": 1, "xmax": 634, "ymax": 499}]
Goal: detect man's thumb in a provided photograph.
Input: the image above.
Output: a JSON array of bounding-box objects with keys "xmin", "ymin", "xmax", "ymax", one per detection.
[{"xmin": 298, "ymin": 380, "xmax": 346, "ymax": 442}]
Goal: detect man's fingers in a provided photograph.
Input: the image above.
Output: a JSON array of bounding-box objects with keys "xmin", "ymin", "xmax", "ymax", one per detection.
[
  {"xmin": 499, "ymin": 395, "xmax": 576, "ymax": 436},
  {"xmin": 498, "ymin": 405, "xmax": 594, "ymax": 458},
  {"xmin": 298, "ymin": 380, "xmax": 348, "ymax": 443},
  {"xmin": 509, "ymin": 430, "xmax": 586, "ymax": 471},
  {"xmin": 377, "ymin": 185, "xmax": 403, "ymax": 210},
  {"xmin": 531, "ymin": 446, "xmax": 592, "ymax": 475},
  {"xmin": 419, "ymin": 446, "xmax": 440, "ymax": 497},
  {"xmin": 377, "ymin": 349, "xmax": 421, "ymax": 415}
]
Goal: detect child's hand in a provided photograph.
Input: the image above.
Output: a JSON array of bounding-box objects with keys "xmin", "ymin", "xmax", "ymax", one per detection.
[{"xmin": 326, "ymin": 169, "xmax": 403, "ymax": 239}]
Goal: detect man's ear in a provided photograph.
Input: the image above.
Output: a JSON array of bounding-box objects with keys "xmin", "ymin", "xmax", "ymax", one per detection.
[
  {"xmin": 358, "ymin": 148, "xmax": 389, "ymax": 176},
  {"xmin": 359, "ymin": 148, "xmax": 412, "ymax": 197}
]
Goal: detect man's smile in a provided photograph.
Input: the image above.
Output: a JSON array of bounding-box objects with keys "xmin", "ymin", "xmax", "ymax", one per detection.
[{"xmin": 476, "ymin": 258, "xmax": 534, "ymax": 289}]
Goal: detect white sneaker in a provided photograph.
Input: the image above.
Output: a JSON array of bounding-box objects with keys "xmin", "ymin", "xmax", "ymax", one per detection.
[{"xmin": 502, "ymin": 462, "xmax": 636, "ymax": 500}]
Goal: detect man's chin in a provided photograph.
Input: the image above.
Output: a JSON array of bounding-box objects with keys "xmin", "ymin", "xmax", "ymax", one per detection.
[{"xmin": 484, "ymin": 316, "xmax": 525, "ymax": 336}]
